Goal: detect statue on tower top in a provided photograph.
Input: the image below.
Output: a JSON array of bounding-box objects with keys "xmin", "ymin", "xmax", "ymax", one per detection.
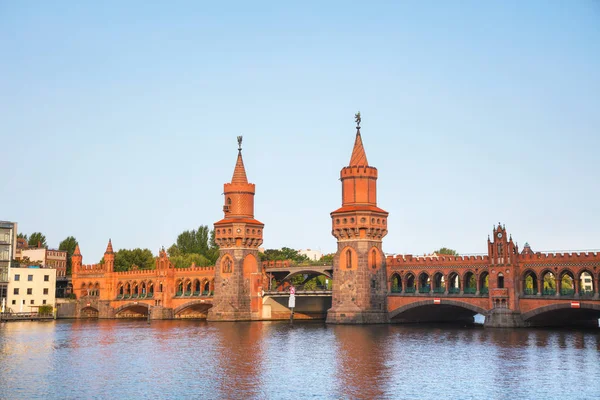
[
  {"xmin": 237, "ymin": 135, "xmax": 243, "ymax": 151},
  {"xmin": 355, "ymin": 111, "xmax": 361, "ymax": 129}
]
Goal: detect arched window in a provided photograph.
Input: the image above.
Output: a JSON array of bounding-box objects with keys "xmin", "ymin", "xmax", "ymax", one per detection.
[
  {"xmin": 498, "ymin": 273, "xmax": 504, "ymax": 289},
  {"xmin": 227, "ymin": 197, "xmax": 232, "ymax": 205},
  {"xmin": 346, "ymin": 249, "xmax": 352, "ymax": 269},
  {"xmin": 371, "ymin": 249, "xmax": 377, "ymax": 269}
]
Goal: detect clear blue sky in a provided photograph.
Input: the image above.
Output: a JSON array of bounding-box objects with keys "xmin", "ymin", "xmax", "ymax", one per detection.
[{"xmin": 2, "ymin": 1, "xmax": 599, "ymax": 263}]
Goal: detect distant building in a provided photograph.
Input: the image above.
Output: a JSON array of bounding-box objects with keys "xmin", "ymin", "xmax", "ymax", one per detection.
[
  {"xmin": 15, "ymin": 243, "xmax": 69, "ymax": 297},
  {"xmin": 0, "ymin": 221, "xmax": 18, "ymax": 311},
  {"xmin": 299, "ymin": 249, "xmax": 322, "ymax": 261},
  {"xmin": 7, "ymin": 266, "xmax": 56, "ymax": 312}
]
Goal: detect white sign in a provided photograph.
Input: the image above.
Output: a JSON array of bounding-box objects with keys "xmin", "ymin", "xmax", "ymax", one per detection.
[{"xmin": 288, "ymin": 294, "xmax": 296, "ymax": 308}]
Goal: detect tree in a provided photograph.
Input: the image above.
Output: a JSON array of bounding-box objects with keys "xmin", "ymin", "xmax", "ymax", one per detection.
[
  {"xmin": 113, "ymin": 248, "xmax": 155, "ymax": 272},
  {"xmin": 171, "ymin": 253, "xmax": 212, "ymax": 268},
  {"xmin": 168, "ymin": 226, "xmax": 219, "ymax": 264},
  {"xmin": 28, "ymin": 232, "xmax": 47, "ymax": 248},
  {"xmin": 17, "ymin": 233, "xmax": 28, "ymax": 240},
  {"xmin": 58, "ymin": 236, "xmax": 78, "ymax": 275},
  {"xmin": 260, "ymin": 247, "xmax": 310, "ymax": 263},
  {"xmin": 433, "ymin": 248, "xmax": 458, "ymax": 256},
  {"xmin": 176, "ymin": 226, "xmax": 210, "ymax": 255},
  {"xmin": 319, "ymin": 253, "xmax": 335, "ymax": 263}
]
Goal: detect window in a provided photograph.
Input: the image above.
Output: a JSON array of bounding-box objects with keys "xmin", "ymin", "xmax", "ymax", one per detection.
[
  {"xmin": 13, "ymin": 288, "xmax": 19, "ymax": 295},
  {"xmin": 14, "ymin": 274, "xmax": 20, "ymax": 281},
  {"xmin": 27, "ymin": 288, "xmax": 32, "ymax": 295},
  {"xmin": 30, "ymin": 300, "xmax": 34, "ymax": 305},
  {"xmin": 11, "ymin": 300, "xmax": 15, "ymax": 305},
  {"xmin": 43, "ymin": 300, "xmax": 47, "ymax": 305},
  {"xmin": 346, "ymin": 249, "xmax": 352, "ymax": 269},
  {"xmin": 498, "ymin": 273, "xmax": 505, "ymax": 289},
  {"xmin": 43, "ymin": 288, "xmax": 49, "ymax": 295},
  {"xmin": 44, "ymin": 275, "xmax": 49, "ymax": 282},
  {"xmin": 28, "ymin": 275, "xmax": 33, "ymax": 281}
]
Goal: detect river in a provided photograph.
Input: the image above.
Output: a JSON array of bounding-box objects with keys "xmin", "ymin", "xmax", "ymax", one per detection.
[{"xmin": 0, "ymin": 320, "xmax": 599, "ymax": 399}]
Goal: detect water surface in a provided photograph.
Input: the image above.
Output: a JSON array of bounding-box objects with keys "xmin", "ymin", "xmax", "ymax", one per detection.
[{"xmin": 0, "ymin": 320, "xmax": 599, "ymax": 399}]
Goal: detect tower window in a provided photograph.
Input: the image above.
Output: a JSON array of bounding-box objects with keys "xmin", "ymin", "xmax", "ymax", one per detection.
[
  {"xmin": 346, "ymin": 249, "xmax": 352, "ymax": 269},
  {"xmin": 498, "ymin": 273, "xmax": 504, "ymax": 289},
  {"xmin": 227, "ymin": 198, "xmax": 232, "ymax": 205},
  {"xmin": 371, "ymin": 249, "xmax": 377, "ymax": 269}
]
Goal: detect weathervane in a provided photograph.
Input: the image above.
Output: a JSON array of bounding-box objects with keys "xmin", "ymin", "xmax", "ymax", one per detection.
[
  {"xmin": 237, "ymin": 135, "xmax": 243, "ymax": 152},
  {"xmin": 355, "ymin": 111, "xmax": 361, "ymax": 129}
]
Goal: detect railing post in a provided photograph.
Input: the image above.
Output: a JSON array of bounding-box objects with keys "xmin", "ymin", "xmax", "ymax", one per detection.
[
  {"xmin": 574, "ymin": 277, "xmax": 580, "ymax": 298},
  {"xmin": 475, "ymin": 275, "xmax": 480, "ymax": 295},
  {"xmin": 537, "ymin": 277, "xmax": 542, "ymax": 296},
  {"xmin": 555, "ymin": 276, "xmax": 560, "ymax": 297}
]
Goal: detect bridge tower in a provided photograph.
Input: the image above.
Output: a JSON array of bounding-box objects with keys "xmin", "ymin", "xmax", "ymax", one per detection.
[
  {"xmin": 207, "ymin": 137, "xmax": 264, "ymax": 321},
  {"xmin": 327, "ymin": 113, "xmax": 389, "ymax": 324},
  {"xmin": 484, "ymin": 223, "xmax": 525, "ymax": 327}
]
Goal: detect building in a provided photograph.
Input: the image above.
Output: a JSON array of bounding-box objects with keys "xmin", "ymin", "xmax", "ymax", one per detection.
[
  {"xmin": 299, "ymin": 249, "xmax": 323, "ymax": 261},
  {"xmin": 7, "ymin": 266, "xmax": 56, "ymax": 312},
  {"xmin": 0, "ymin": 221, "xmax": 18, "ymax": 312}
]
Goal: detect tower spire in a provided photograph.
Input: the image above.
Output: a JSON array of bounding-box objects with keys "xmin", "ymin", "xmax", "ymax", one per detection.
[
  {"xmin": 349, "ymin": 112, "xmax": 368, "ymax": 166},
  {"xmin": 105, "ymin": 239, "xmax": 114, "ymax": 254},
  {"xmin": 231, "ymin": 136, "xmax": 248, "ymax": 184}
]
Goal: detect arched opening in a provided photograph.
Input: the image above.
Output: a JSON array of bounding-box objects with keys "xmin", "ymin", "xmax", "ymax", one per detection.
[
  {"xmin": 523, "ymin": 271, "xmax": 538, "ymax": 295},
  {"xmin": 433, "ymin": 272, "xmax": 445, "ymax": 294},
  {"xmin": 147, "ymin": 282, "xmax": 154, "ymax": 298},
  {"xmin": 346, "ymin": 249, "xmax": 352, "ymax": 269},
  {"xmin": 418, "ymin": 272, "xmax": 430, "ymax": 294},
  {"xmin": 542, "ymin": 271, "xmax": 556, "ymax": 295},
  {"xmin": 463, "ymin": 272, "xmax": 476, "ymax": 294},
  {"xmin": 117, "ymin": 283, "xmax": 124, "ymax": 299},
  {"xmin": 193, "ymin": 279, "xmax": 201, "ymax": 296},
  {"xmin": 176, "ymin": 280, "xmax": 183, "ymax": 296},
  {"xmin": 479, "ymin": 272, "xmax": 489, "ymax": 295},
  {"xmin": 227, "ymin": 197, "xmax": 232, "ymax": 205},
  {"xmin": 497, "ymin": 273, "xmax": 504, "ymax": 289},
  {"xmin": 560, "ymin": 270, "xmax": 575, "ymax": 296},
  {"xmin": 140, "ymin": 282, "xmax": 146, "ymax": 296},
  {"xmin": 390, "ymin": 273, "xmax": 402, "ymax": 293},
  {"xmin": 371, "ymin": 249, "xmax": 377, "ymax": 269},
  {"xmin": 132, "ymin": 282, "xmax": 139, "ymax": 298},
  {"xmin": 579, "ymin": 271, "xmax": 594, "ymax": 297},
  {"xmin": 405, "ymin": 273, "xmax": 416, "ymax": 294},
  {"xmin": 203, "ymin": 280, "xmax": 210, "ymax": 295},
  {"xmin": 448, "ymin": 272, "xmax": 460, "ymax": 294},
  {"xmin": 124, "ymin": 282, "xmax": 131, "ymax": 298},
  {"xmin": 185, "ymin": 280, "xmax": 192, "ymax": 296},
  {"xmin": 389, "ymin": 300, "xmax": 488, "ymax": 325}
]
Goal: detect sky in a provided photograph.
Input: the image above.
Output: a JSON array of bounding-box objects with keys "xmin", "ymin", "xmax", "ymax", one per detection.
[{"xmin": 1, "ymin": 1, "xmax": 599, "ymax": 263}]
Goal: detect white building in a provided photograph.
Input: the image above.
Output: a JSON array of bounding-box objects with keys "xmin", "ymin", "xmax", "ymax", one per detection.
[
  {"xmin": 298, "ymin": 249, "xmax": 323, "ymax": 261},
  {"xmin": 7, "ymin": 266, "xmax": 56, "ymax": 313},
  {"xmin": 0, "ymin": 221, "xmax": 18, "ymax": 312}
]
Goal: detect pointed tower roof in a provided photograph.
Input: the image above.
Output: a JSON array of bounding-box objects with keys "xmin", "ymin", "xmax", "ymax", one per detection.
[
  {"xmin": 231, "ymin": 151, "xmax": 248, "ymax": 184},
  {"xmin": 73, "ymin": 244, "xmax": 81, "ymax": 256},
  {"xmin": 105, "ymin": 239, "xmax": 114, "ymax": 254},
  {"xmin": 231, "ymin": 135, "xmax": 249, "ymax": 184},
  {"xmin": 349, "ymin": 130, "xmax": 369, "ymax": 167}
]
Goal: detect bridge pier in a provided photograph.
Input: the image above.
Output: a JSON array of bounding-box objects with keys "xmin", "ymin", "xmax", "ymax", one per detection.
[{"xmin": 484, "ymin": 309, "xmax": 525, "ymax": 328}]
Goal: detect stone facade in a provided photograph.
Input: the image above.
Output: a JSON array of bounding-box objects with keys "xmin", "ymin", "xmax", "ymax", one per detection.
[
  {"xmin": 208, "ymin": 139, "xmax": 265, "ymax": 321},
  {"xmin": 327, "ymin": 123, "xmax": 389, "ymax": 324}
]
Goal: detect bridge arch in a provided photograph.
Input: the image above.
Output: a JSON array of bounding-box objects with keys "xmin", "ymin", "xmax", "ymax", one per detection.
[
  {"xmin": 114, "ymin": 302, "xmax": 150, "ymax": 318},
  {"xmin": 174, "ymin": 300, "xmax": 213, "ymax": 319},
  {"xmin": 80, "ymin": 306, "xmax": 99, "ymax": 318},
  {"xmin": 522, "ymin": 303, "xmax": 600, "ymax": 327},
  {"xmin": 389, "ymin": 299, "xmax": 488, "ymax": 323}
]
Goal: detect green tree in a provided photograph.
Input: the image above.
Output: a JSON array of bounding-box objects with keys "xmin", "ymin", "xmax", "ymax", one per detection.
[
  {"xmin": 261, "ymin": 247, "xmax": 310, "ymax": 263},
  {"xmin": 319, "ymin": 253, "xmax": 334, "ymax": 263},
  {"xmin": 58, "ymin": 236, "xmax": 78, "ymax": 275},
  {"xmin": 176, "ymin": 226, "xmax": 210, "ymax": 255},
  {"xmin": 171, "ymin": 253, "xmax": 212, "ymax": 268},
  {"xmin": 17, "ymin": 233, "xmax": 28, "ymax": 240},
  {"xmin": 433, "ymin": 247, "xmax": 458, "ymax": 256},
  {"xmin": 28, "ymin": 232, "xmax": 47, "ymax": 248},
  {"xmin": 114, "ymin": 248, "xmax": 155, "ymax": 272}
]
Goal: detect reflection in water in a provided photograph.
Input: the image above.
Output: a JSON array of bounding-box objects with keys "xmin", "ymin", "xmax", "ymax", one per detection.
[{"xmin": 0, "ymin": 321, "xmax": 599, "ymax": 399}]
